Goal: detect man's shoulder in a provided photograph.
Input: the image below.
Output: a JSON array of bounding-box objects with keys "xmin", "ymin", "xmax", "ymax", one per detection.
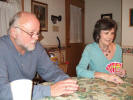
[
  {"xmin": 0, "ymin": 35, "xmax": 9, "ymax": 48},
  {"xmin": 34, "ymin": 42, "xmax": 47, "ymax": 53},
  {"xmin": 0, "ymin": 35, "xmax": 10, "ymax": 56},
  {"xmin": 36, "ymin": 42, "xmax": 47, "ymax": 51}
]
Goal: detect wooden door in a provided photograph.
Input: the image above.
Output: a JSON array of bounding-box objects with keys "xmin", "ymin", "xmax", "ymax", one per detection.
[{"xmin": 65, "ymin": 0, "xmax": 85, "ymax": 77}]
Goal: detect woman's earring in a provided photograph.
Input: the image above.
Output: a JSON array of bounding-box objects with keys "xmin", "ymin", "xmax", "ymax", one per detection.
[{"xmin": 96, "ymin": 36, "xmax": 99, "ymax": 41}]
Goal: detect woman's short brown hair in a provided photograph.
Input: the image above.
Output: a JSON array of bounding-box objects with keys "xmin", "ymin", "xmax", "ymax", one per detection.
[{"xmin": 93, "ymin": 18, "xmax": 117, "ymax": 43}]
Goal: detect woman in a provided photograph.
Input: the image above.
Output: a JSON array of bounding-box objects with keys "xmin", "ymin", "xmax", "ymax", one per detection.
[{"xmin": 76, "ymin": 18, "xmax": 126, "ymax": 84}]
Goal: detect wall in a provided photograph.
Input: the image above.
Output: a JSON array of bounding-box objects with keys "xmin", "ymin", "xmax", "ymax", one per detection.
[
  {"xmin": 122, "ymin": 0, "xmax": 133, "ymax": 46},
  {"xmin": 24, "ymin": 0, "xmax": 66, "ymax": 47},
  {"xmin": 85, "ymin": 0, "xmax": 122, "ymax": 45},
  {"xmin": 24, "ymin": 0, "xmax": 122, "ymax": 46},
  {"xmin": 122, "ymin": 0, "xmax": 133, "ymax": 78}
]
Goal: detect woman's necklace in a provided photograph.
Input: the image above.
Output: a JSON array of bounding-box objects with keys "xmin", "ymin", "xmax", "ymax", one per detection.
[
  {"xmin": 102, "ymin": 48, "xmax": 111, "ymax": 56},
  {"xmin": 100, "ymin": 45, "xmax": 111, "ymax": 56}
]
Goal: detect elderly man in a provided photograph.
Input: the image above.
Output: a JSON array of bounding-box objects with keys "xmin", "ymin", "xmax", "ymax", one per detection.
[{"xmin": 0, "ymin": 11, "xmax": 78, "ymax": 100}]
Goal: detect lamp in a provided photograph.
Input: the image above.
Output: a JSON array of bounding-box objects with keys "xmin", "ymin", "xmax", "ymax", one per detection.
[{"xmin": 51, "ymin": 15, "xmax": 62, "ymax": 24}]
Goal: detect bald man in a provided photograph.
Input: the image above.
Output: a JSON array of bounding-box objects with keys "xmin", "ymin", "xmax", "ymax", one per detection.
[{"xmin": 0, "ymin": 11, "xmax": 78, "ymax": 100}]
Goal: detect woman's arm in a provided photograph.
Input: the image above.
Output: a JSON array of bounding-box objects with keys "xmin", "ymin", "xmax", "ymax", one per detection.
[{"xmin": 76, "ymin": 45, "xmax": 95, "ymax": 78}]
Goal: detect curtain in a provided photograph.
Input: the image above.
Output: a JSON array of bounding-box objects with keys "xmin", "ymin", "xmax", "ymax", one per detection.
[
  {"xmin": 70, "ymin": 5, "xmax": 82, "ymax": 43},
  {"xmin": 0, "ymin": 0, "xmax": 21, "ymax": 37}
]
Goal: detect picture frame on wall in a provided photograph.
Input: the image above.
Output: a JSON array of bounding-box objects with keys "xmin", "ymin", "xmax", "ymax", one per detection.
[
  {"xmin": 129, "ymin": 8, "xmax": 133, "ymax": 26},
  {"xmin": 101, "ymin": 13, "xmax": 112, "ymax": 19},
  {"xmin": 31, "ymin": 1, "xmax": 48, "ymax": 31}
]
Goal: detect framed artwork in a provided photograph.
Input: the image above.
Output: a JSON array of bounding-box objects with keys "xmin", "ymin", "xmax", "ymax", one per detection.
[
  {"xmin": 101, "ymin": 13, "xmax": 112, "ymax": 19},
  {"xmin": 129, "ymin": 8, "xmax": 133, "ymax": 26},
  {"xmin": 31, "ymin": 1, "xmax": 48, "ymax": 31}
]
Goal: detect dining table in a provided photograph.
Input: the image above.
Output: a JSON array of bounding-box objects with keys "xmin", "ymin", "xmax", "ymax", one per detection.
[{"xmin": 39, "ymin": 77, "xmax": 133, "ymax": 100}]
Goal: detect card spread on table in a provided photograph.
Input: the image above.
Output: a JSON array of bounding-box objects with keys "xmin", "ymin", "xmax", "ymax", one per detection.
[{"xmin": 106, "ymin": 62, "xmax": 122, "ymax": 74}]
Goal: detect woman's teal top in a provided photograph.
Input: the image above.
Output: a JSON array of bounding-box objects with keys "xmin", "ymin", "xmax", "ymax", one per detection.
[{"xmin": 76, "ymin": 42, "xmax": 122, "ymax": 78}]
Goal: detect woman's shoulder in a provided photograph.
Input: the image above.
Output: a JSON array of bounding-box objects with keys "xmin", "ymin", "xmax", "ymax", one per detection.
[
  {"xmin": 85, "ymin": 42, "xmax": 97, "ymax": 47},
  {"xmin": 85, "ymin": 42, "xmax": 98, "ymax": 51},
  {"xmin": 113, "ymin": 43, "xmax": 122, "ymax": 53},
  {"xmin": 115, "ymin": 43, "xmax": 122, "ymax": 49},
  {"xmin": 85, "ymin": 42, "xmax": 98, "ymax": 48}
]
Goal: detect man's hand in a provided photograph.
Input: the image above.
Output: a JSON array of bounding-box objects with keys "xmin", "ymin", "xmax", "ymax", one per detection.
[{"xmin": 50, "ymin": 78, "xmax": 79, "ymax": 96}]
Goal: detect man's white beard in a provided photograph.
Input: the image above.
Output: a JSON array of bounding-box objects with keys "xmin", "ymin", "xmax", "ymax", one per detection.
[
  {"xmin": 25, "ymin": 43, "xmax": 36, "ymax": 51},
  {"xmin": 15, "ymin": 39, "xmax": 36, "ymax": 51}
]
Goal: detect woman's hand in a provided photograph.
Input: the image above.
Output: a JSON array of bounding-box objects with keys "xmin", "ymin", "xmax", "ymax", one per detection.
[
  {"xmin": 50, "ymin": 78, "xmax": 79, "ymax": 96},
  {"xmin": 106, "ymin": 74, "xmax": 124, "ymax": 84},
  {"xmin": 95, "ymin": 72, "xmax": 124, "ymax": 84},
  {"xmin": 115, "ymin": 68, "xmax": 126, "ymax": 77}
]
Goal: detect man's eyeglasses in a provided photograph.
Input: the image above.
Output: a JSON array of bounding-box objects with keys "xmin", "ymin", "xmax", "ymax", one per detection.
[{"xmin": 15, "ymin": 26, "xmax": 40, "ymax": 38}]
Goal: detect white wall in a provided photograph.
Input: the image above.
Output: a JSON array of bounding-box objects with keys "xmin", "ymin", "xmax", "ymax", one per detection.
[
  {"xmin": 122, "ymin": 0, "xmax": 133, "ymax": 46},
  {"xmin": 85, "ymin": 0, "xmax": 122, "ymax": 45},
  {"xmin": 122, "ymin": 0, "xmax": 133, "ymax": 78},
  {"xmin": 24, "ymin": 0, "xmax": 122, "ymax": 46},
  {"xmin": 24, "ymin": 0, "xmax": 66, "ymax": 47}
]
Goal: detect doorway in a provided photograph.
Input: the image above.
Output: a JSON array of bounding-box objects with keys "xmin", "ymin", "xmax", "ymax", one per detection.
[{"xmin": 65, "ymin": 0, "xmax": 85, "ymax": 76}]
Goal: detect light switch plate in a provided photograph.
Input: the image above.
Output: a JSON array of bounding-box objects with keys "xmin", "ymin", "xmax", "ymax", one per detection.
[{"xmin": 52, "ymin": 25, "xmax": 59, "ymax": 32}]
